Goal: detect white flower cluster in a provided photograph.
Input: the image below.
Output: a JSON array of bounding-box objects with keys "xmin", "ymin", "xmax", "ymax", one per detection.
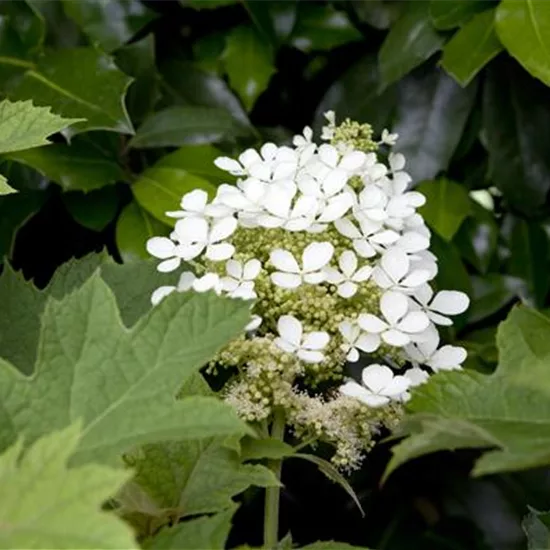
[{"xmin": 147, "ymin": 111, "xmax": 469, "ymax": 409}]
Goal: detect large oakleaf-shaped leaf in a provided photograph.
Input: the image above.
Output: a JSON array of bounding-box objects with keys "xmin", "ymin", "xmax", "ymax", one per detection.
[
  {"xmin": 385, "ymin": 306, "xmax": 550, "ymax": 480},
  {"xmin": 0, "ymin": 424, "xmax": 136, "ymax": 549},
  {"xmin": 0, "ymin": 272, "xmax": 251, "ymax": 463}
]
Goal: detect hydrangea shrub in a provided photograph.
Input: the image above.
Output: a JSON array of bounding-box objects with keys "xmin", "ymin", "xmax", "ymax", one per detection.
[{"xmin": 147, "ymin": 112, "xmax": 469, "ymax": 470}]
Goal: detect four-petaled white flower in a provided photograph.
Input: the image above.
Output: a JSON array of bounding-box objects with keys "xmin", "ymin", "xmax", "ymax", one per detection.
[
  {"xmin": 405, "ymin": 326, "xmax": 466, "ymax": 372},
  {"xmin": 413, "ymin": 285, "xmax": 469, "ymax": 326},
  {"xmin": 380, "ymin": 129, "xmax": 399, "ymax": 146},
  {"xmin": 324, "ymin": 250, "xmax": 373, "ymax": 298},
  {"xmin": 373, "ymin": 248, "xmax": 431, "ymax": 292},
  {"xmin": 340, "ymin": 364, "xmax": 411, "ymax": 407},
  {"xmin": 221, "ymin": 259, "xmax": 261, "ymax": 299},
  {"xmin": 173, "ymin": 216, "xmax": 237, "ymax": 262},
  {"xmin": 147, "ymin": 236, "xmax": 185, "ymax": 273},
  {"xmin": 338, "ymin": 320, "xmax": 378, "ymax": 362},
  {"xmin": 274, "ymin": 315, "xmax": 330, "ymax": 363},
  {"xmin": 358, "ymin": 290, "xmax": 430, "ymax": 348},
  {"xmin": 270, "ymin": 242, "xmax": 334, "ymax": 289},
  {"xmin": 335, "ymin": 217, "xmax": 399, "ymax": 258}
]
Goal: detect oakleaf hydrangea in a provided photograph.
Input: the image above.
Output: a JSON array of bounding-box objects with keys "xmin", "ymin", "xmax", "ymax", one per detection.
[{"xmin": 147, "ymin": 111, "xmax": 470, "ymax": 470}]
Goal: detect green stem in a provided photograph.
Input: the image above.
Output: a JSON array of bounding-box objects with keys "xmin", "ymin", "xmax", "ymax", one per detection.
[{"xmin": 263, "ymin": 408, "xmax": 285, "ymax": 549}]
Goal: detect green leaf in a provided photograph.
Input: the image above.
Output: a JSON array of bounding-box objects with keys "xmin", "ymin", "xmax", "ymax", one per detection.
[
  {"xmin": 504, "ymin": 217, "xmax": 550, "ymax": 308},
  {"xmin": 116, "ymin": 201, "xmax": 169, "ymax": 262},
  {"xmin": 0, "ymin": 272, "xmax": 251, "ymax": 463},
  {"xmin": 132, "ymin": 146, "xmax": 220, "ymax": 225},
  {"xmin": 0, "ymin": 174, "xmax": 16, "ymax": 195},
  {"xmin": 301, "ymin": 543, "xmax": 371, "ymax": 550},
  {"xmin": 8, "ymin": 48, "xmax": 133, "ymax": 134},
  {"xmin": 468, "ymin": 274, "xmax": 524, "ymax": 324},
  {"xmin": 145, "ymin": 508, "xmax": 235, "ymax": 550},
  {"xmin": 314, "ymin": 54, "xmax": 396, "ymax": 137},
  {"xmin": 417, "ymin": 179, "xmax": 471, "ymax": 241},
  {"xmin": 0, "ymin": 0, "xmax": 45, "ymax": 52},
  {"xmin": 130, "ymin": 106, "xmax": 236, "ymax": 149},
  {"xmin": 351, "ymin": 0, "xmax": 403, "ymax": 30},
  {"xmin": 122, "ymin": 437, "xmax": 278, "ymax": 526},
  {"xmin": 6, "ymin": 141, "xmax": 126, "ymax": 192},
  {"xmin": 523, "ymin": 507, "xmax": 550, "ymax": 550},
  {"xmin": 393, "ymin": 66, "xmax": 477, "ymax": 182},
  {"xmin": 290, "ymin": 3, "xmax": 362, "ymax": 52},
  {"xmin": 496, "ymin": 0, "xmax": 550, "ymax": 88},
  {"xmin": 293, "ymin": 454, "xmax": 364, "ymax": 516},
  {"xmin": 430, "ymin": 0, "xmax": 492, "ymax": 30},
  {"xmin": 453, "ymin": 201, "xmax": 498, "ymax": 274},
  {"xmin": 62, "ymin": 0, "xmax": 155, "ymax": 52},
  {"xmin": 483, "ymin": 62, "xmax": 550, "ymax": 216},
  {"xmin": 242, "ymin": 0, "xmax": 278, "ymax": 46},
  {"xmin": 223, "ymin": 25, "xmax": 275, "ymax": 112},
  {"xmin": 0, "ymin": 99, "xmax": 81, "ymax": 154},
  {"xmin": 378, "ymin": 1, "xmax": 445, "ymax": 88},
  {"xmin": 240, "ymin": 436, "xmax": 295, "ymax": 461},
  {"xmin": 441, "ymin": 9, "xmax": 503, "ymax": 87},
  {"xmin": 160, "ymin": 59, "xmax": 252, "ymax": 130},
  {"xmin": 0, "ymin": 424, "xmax": 136, "ymax": 549},
  {"xmin": 62, "ymin": 186, "xmax": 120, "ymax": 232},
  {"xmin": 385, "ymin": 305, "xmax": 550, "ymax": 480}
]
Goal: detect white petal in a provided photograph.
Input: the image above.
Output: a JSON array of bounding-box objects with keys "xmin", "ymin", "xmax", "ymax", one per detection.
[
  {"xmin": 357, "ymin": 313, "xmax": 387, "ymax": 333},
  {"xmin": 319, "ymin": 144, "xmax": 338, "ymax": 167},
  {"xmin": 147, "ymin": 237, "xmax": 176, "ymax": 259},
  {"xmin": 428, "ymin": 311, "xmax": 453, "ymax": 326},
  {"xmin": 221, "ymin": 277, "xmax": 239, "ymax": 292},
  {"xmin": 270, "ymin": 249, "xmax": 300, "ymax": 273},
  {"xmin": 383, "ymin": 375, "xmax": 411, "ymax": 397},
  {"xmin": 182, "ymin": 189, "xmax": 208, "ymax": 212},
  {"xmin": 274, "ymin": 337, "xmax": 296, "ymax": 353},
  {"xmin": 381, "ymin": 249, "xmax": 410, "ymax": 284},
  {"xmin": 271, "ymin": 272, "xmax": 302, "ymax": 289},
  {"xmin": 317, "ymin": 194, "xmax": 353, "ymax": 222},
  {"xmin": 362, "ymin": 364, "xmax": 394, "ymax": 393},
  {"xmin": 370, "ymin": 230, "xmax": 400, "ymax": 245},
  {"xmin": 430, "ymin": 290, "xmax": 470, "ymax": 315},
  {"xmin": 214, "ymin": 156, "xmax": 243, "ymax": 174},
  {"xmin": 263, "ymin": 187, "xmax": 293, "ymax": 218},
  {"xmin": 339, "ymin": 250, "xmax": 357, "ymax": 277},
  {"xmin": 302, "ymin": 242, "xmax": 334, "ymax": 272},
  {"xmin": 175, "ymin": 242, "xmax": 205, "ymax": 261},
  {"xmin": 175, "ymin": 217, "xmax": 209, "ymax": 244},
  {"xmin": 401, "ymin": 270, "xmax": 431, "ymax": 288},
  {"xmin": 297, "ymin": 349, "xmax": 325, "ymax": 363},
  {"xmin": 404, "ymin": 367, "xmax": 429, "ymax": 387},
  {"xmin": 353, "ymin": 239, "xmax": 376, "ymax": 258},
  {"xmin": 226, "ymin": 259, "xmax": 243, "ymax": 279},
  {"xmin": 380, "ymin": 290, "xmax": 409, "ymax": 325},
  {"xmin": 303, "ymin": 271, "xmax": 326, "ymax": 284},
  {"xmin": 396, "ymin": 311, "xmax": 430, "ymax": 333},
  {"xmin": 340, "ymin": 381, "xmax": 369, "ymax": 400},
  {"xmin": 338, "ymin": 320, "xmax": 357, "ymax": 342},
  {"xmin": 302, "ymin": 331, "xmax": 330, "ymax": 350},
  {"xmin": 239, "ymin": 148, "xmax": 262, "ymax": 168},
  {"xmin": 157, "ymin": 257, "xmax": 181, "ymax": 272},
  {"xmin": 397, "ymin": 231, "xmax": 430, "ymax": 253},
  {"xmin": 324, "ymin": 267, "xmax": 345, "ymax": 284},
  {"xmin": 323, "ymin": 168, "xmax": 348, "ymax": 196},
  {"xmin": 246, "ymin": 315, "xmax": 262, "ymax": 332},
  {"xmin": 151, "ymin": 286, "xmax": 176, "ymax": 305},
  {"xmin": 243, "ymin": 259, "xmax": 262, "ymax": 280},
  {"xmin": 338, "ymin": 281, "xmax": 357, "ymax": 298},
  {"xmin": 335, "ymin": 218, "xmax": 362, "ymax": 240},
  {"xmin": 177, "ymin": 271, "xmax": 197, "ymax": 291},
  {"xmin": 340, "ymin": 151, "xmax": 366, "ymax": 171},
  {"xmin": 261, "ymin": 142, "xmax": 277, "ymax": 161},
  {"xmin": 206, "ymin": 243, "xmax": 235, "ymax": 261},
  {"xmin": 193, "ymin": 273, "xmax": 221, "ymax": 292},
  {"xmin": 428, "ymin": 345, "xmax": 467, "ymax": 371},
  {"xmin": 389, "ymin": 152, "xmax": 405, "ymax": 172},
  {"xmin": 273, "ymin": 162, "xmax": 297, "ymax": 180},
  {"xmin": 356, "ymin": 333, "xmax": 381, "ymax": 352},
  {"xmin": 277, "ymin": 315, "xmax": 302, "ymax": 346},
  {"xmin": 209, "ymin": 217, "xmax": 237, "ymax": 243},
  {"xmin": 352, "ymin": 265, "xmax": 373, "ymax": 282},
  {"xmin": 347, "ymin": 348, "xmax": 360, "ymax": 362},
  {"xmin": 414, "ymin": 284, "xmax": 433, "ymax": 306},
  {"xmin": 382, "ymin": 329, "xmax": 410, "ymax": 347}
]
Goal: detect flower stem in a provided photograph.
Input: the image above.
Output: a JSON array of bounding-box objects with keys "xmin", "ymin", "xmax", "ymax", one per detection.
[{"xmin": 263, "ymin": 408, "xmax": 285, "ymax": 549}]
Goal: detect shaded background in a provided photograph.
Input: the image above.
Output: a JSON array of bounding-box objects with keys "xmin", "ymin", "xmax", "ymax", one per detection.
[{"xmin": 2, "ymin": 0, "xmax": 550, "ymax": 548}]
